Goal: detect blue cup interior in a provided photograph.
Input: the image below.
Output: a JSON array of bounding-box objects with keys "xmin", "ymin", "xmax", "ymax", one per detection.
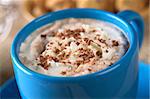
[{"xmin": 11, "ymin": 8, "xmax": 136, "ymax": 79}]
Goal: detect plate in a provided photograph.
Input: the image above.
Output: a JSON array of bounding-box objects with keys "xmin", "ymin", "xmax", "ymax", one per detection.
[{"xmin": 0, "ymin": 62, "xmax": 149, "ymax": 99}]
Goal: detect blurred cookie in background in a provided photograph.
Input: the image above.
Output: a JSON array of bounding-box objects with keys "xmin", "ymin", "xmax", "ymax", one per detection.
[
  {"xmin": 76, "ymin": 0, "xmax": 115, "ymax": 12},
  {"xmin": 32, "ymin": 0, "xmax": 45, "ymax": 7},
  {"xmin": 32, "ymin": 6, "xmax": 46, "ymax": 17},
  {"xmin": 30, "ymin": 0, "xmax": 46, "ymax": 17},
  {"xmin": 115, "ymin": 0, "xmax": 149, "ymax": 19},
  {"xmin": 45, "ymin": 0, "xmax": 75, "ymax": 11},
  {"xmin": 22, "ymin": 0, "xmax": 76, "ymax": 21},
  {"xmin": 25, "ymin": 0, "xmax": 150, "ymax": 21}
]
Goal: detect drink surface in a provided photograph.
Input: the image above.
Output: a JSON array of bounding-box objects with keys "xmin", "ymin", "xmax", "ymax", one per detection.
[{"xmin": 19, "ymin": 18, "xmax": 129, "ymax": 77}]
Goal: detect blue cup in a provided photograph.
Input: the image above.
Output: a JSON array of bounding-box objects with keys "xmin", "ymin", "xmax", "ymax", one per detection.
[{"xmin": 11, "ymin": 8, "xmax": 144, "ymax": 99}]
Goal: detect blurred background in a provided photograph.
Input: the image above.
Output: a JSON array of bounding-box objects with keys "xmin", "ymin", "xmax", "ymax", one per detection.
[{"xmin": 0, "ymin": 0, "xmax": 149, "ymax": 85}]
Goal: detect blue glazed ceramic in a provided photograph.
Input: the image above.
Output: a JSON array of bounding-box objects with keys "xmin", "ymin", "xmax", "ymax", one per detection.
[
  {"xmin": 0, "ymin": 62, "xmax": 150, "ymax": 99},
  {"xmin": 1, "ymin": 62, "xmax": 149, "ymax": 99},
  {"xmin": 11, "ymin": 8, "xmax": 144, "ymax": 99}
]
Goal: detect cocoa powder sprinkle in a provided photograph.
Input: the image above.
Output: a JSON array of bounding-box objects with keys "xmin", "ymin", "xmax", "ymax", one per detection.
[
  {"xmin": 112, "ymin": 40, "xmax": 119, "ymax": 46},
  {"xmin": 61, "ymin": 71, "xmax": 66, "ymax": 75},
  {"xmin": 40, "ymin": 34, "xmax": 47, "ymax": 38},
  {"xmin": 32, "ymin": 21, "xmax": 127, "ymax": 76},
  {"xmin": 96, "ymin": 51, "xmax": 102, "ymax": 58}
]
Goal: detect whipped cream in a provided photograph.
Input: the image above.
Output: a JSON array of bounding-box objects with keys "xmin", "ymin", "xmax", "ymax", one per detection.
[{"xmin": 19, "ymin": 18, "xmax": 129, "ymax": 77}]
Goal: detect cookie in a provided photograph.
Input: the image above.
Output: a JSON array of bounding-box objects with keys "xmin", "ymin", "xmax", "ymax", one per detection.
[
  {"xmin": 32, "ymin": 6, "xmax": 45, "ymax": 17},
  {"xmin": 45, "ymin": 0, "xmax": 75, "ymax": 11},
  {"xmin": 116, "ymin": 0, "xmax": 149, "ymax": 11},
  {"xmin": 116, "ymin": 0, "xmax": 149, "ymax": 18},
  {"xmin": 32, "ymin": 0, "xmax": 45, "ymax": 7},
  {"xmin": 76, "ymin": 0, "xmax": 115, "ymax": 12}
]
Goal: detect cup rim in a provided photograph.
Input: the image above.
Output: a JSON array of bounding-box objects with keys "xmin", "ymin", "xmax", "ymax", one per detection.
[{"xmin": 11, "ymin": 8, "xmax": 138, "ymax": 81}]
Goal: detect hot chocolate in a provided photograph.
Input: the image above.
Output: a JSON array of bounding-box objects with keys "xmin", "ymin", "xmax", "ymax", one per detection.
[{"xmin": 19, "ymin": 18, "xmax": 129, "ymax": 76}]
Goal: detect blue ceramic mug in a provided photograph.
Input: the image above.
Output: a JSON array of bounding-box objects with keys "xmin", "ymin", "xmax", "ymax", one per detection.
[{"xmin": 11, "ymin": 8, "xmax": 144, "ymax": 99}]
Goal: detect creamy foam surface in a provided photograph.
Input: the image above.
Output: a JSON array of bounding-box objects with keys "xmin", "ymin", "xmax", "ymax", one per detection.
[{"xmin": 19, "ymin": 18, "xmax": 129, "ymax": 77}]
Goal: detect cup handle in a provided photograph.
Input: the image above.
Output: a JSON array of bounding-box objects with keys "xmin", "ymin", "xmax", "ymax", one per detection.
[{"xmin": 117, "ymin": 10, "xmax": 144, "ymax": 48}]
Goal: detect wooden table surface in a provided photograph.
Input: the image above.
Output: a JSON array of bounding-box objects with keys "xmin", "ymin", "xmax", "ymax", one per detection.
[{"xmin": 0, "ymin": 8, "xmax": 149, "ymax": 85}]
